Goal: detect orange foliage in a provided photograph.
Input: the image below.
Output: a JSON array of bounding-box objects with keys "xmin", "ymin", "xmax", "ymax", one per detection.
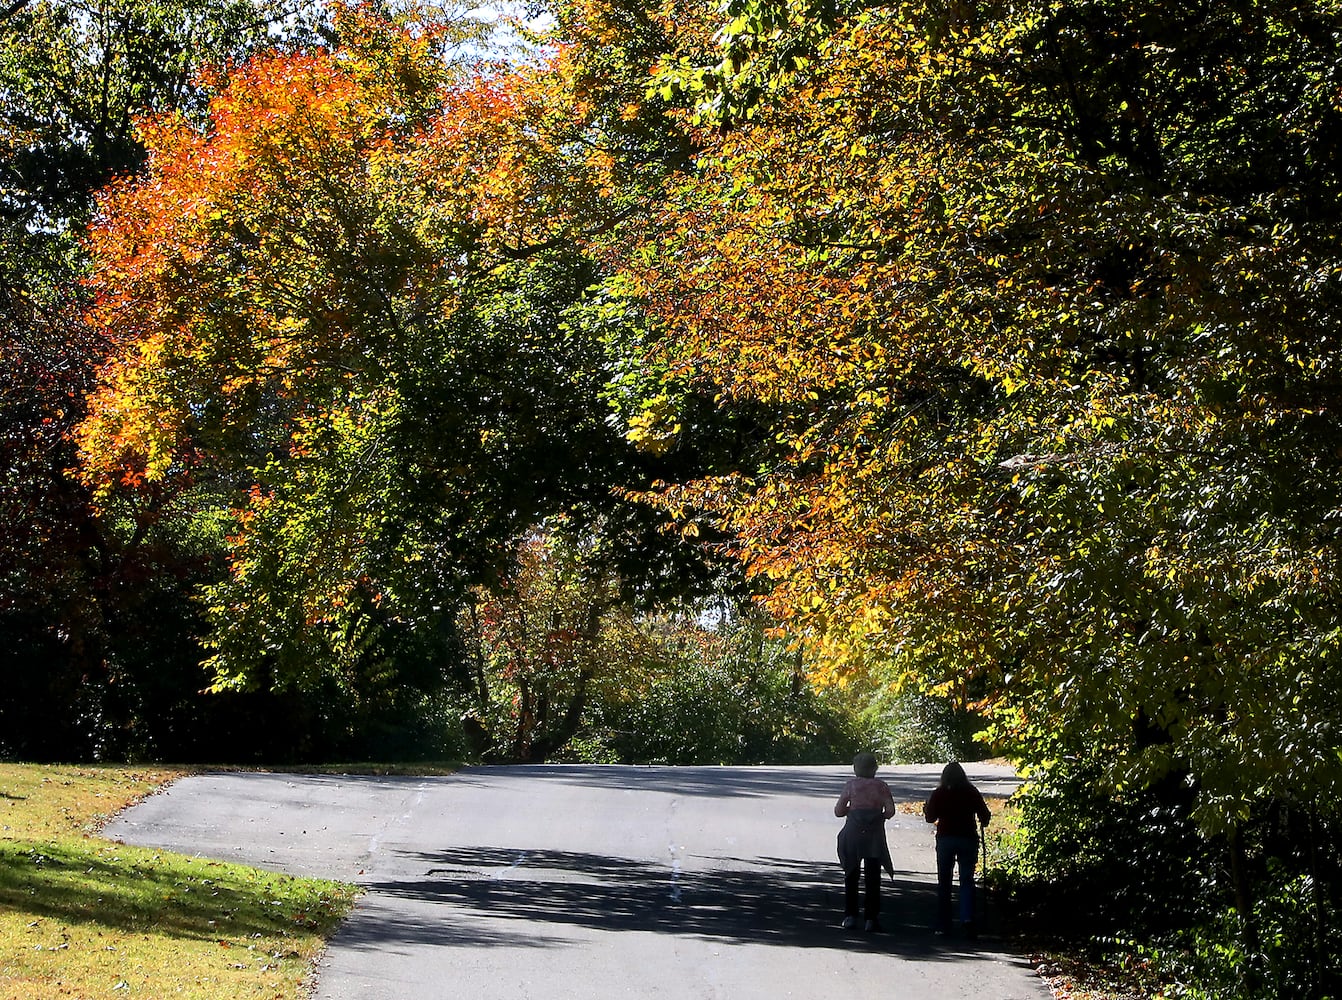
[{"xmin": 77, "ymin": 8, "xmax": 616, "ymax": 499}]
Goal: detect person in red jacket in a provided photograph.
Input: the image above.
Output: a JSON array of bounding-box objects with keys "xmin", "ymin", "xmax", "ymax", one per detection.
[{"xmin": 923, "ymin": 761, "xmax": 992, "ymax": 936}]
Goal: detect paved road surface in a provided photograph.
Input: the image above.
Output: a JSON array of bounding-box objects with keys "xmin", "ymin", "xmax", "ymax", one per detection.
[{"xmin": 104, "ymin": 764, "xmax": 1049, "ymax": 1000}]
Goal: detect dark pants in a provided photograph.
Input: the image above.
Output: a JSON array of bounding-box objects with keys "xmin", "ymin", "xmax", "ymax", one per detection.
[
  {"xmin": 936, "ymin": 835, "xmax": 978, "ymax": 929},
  {"xmin": 844, "ymin": 857, "xmax": 881, "ymax": 918}
]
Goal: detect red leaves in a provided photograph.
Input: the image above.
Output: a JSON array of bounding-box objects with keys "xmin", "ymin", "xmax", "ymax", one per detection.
[{"xmin": 78, "ymin": 6, "xmax": 624, "ymax": 511}]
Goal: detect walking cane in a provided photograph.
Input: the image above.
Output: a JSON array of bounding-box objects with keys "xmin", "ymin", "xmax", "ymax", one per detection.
[{"xmin": 976, "ymin": 818, "xmax": 989, "ymax": 935}]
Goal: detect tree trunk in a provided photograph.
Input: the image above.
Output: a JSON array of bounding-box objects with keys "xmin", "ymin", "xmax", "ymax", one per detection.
[{"xmin": 1228, "ymin": 825, "xmax": 1261, "ymax": 995}]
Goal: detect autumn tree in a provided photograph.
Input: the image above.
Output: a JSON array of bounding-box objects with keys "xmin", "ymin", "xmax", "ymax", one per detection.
[
  {"xmin": 75, "ymin": 1, "xmax": 732, "ymax": 731},
  {"xmin": 457, "ymin": 523, "xmax": 653, "ymax": 761},
  {"xmin": 603, "ymin": 0, "xmax": 1342, "ymax": 984},
  {"xmin": 0, "ymin": 0, "xmax": 324, "ymax": 758},
  {"xmin": 1, "ymin": 0, "xmax": 320, "ymax": 228},
  {"xmin": 455, "ymin": 522, "xmax": 876, "ymax": 763},
  {"xmin": 619, "ymin": 0, "xmax": 1342, "ymax": 828}
]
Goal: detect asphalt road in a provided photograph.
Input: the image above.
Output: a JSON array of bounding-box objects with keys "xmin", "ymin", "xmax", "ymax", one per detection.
[{"xmin": 103, "ymin": 763, "xmax": 1050, "ymax": 1000}]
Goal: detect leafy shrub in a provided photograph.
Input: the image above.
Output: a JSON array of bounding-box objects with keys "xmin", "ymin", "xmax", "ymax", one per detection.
[
  {"xmin": 991, "ymin": 759, "xmax": 1212, "ymax": 943},
  {"xmin": 872, "ymin": 691, "xmax": 987, "ymax": 764},
  {"xmin": 1150, "ymin": 841, "xmax": 1342, "ymax": 1000},
  {"xmin": 574, "ymin": 606, "xmax": 882, "ymax": 765},
  {"xmin": 995, "ymin": 759, "xmax": 1342, "ymax": 1000},
  {"xmin": 594, "ymin": 657, "xmax": 874, "ymax": 764}
]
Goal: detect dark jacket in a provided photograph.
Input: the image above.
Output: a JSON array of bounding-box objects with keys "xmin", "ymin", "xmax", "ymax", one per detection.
[
  {"xmin": 923, "ymin": 785, "xmax": 991, "ymax": 839},
  {"xmin": 837, "ymin": 808, "xmax": 894, "ymax": 875}
]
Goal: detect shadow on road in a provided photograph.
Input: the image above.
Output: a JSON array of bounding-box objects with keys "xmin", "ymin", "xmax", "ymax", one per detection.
[
  {"xmin": 202, "ymin": 764, "xmax": 1019, "ymax": 806},
  {"xmin": 336, "ymin": 845, "xmax": 1005, "ymax": 962},
  {"xmin": 448, "ymin": 765, "xmax": 1020, "ymax": 802},
  {"xmin": 448, "ymin": 765, "xmax": 857, "ymax": 800}
]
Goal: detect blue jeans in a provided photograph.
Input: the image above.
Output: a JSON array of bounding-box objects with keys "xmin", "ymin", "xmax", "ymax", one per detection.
[{"xmin": 936, "ymin": 835, "xmax": 978, "ymax": 928}]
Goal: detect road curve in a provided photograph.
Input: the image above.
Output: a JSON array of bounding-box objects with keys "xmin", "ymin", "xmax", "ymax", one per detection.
[{"xmin": 104, "ymin": 763, "xmax": 1049, "ymax": 1000}]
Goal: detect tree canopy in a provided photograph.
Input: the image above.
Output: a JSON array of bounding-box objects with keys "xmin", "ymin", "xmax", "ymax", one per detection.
[
  {"xmin": 74, "ymin": 1, "xmax": 729, "ymax": 700},
  {"xmin": 7, "ymin": 0, "xmax": 1341, "ymax": 837},
  {"xmin": 6, "ymin": 0, "xmax": 1338, "ymax": 989},
  {"xmin": 0, "ymin": 0, "xmax": 329, "ymax": 758},
  {"xmin": 617, "ymin": 0, "xmax": 1342, "ymax": 833}
]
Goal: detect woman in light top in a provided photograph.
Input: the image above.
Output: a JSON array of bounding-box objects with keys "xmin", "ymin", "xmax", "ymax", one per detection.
[{"xmin": 834, "ymin": 751, "xmax": 896, "ymax": 932}]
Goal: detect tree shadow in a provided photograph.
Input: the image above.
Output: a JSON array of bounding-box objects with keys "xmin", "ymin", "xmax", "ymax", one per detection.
[
  {"xmin": 445, "ymin": 764, "xmax": 1021, "ymax": 803},
  {"xmin": 440, "ymin": 765, "xmax": 846, "ymax": 800},
  {"xmin": 173, "ymin": 765, "xmax": 1020, "ymax": 810},
  {"xmin": 334, "ymin": 845, "xmax": 1007, "ymax": 962},
  {"xmin": 0, "ymin": 837, "xmax": 345, "ymax": 942}
]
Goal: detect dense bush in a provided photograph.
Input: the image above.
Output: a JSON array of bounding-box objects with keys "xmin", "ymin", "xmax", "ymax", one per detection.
[
  {"xmin": 871, "ymin": 691, "xmax": 986, "ymax": 765},
  {"xmin": 992, "ymin": 760, "xmax": 1212, "ymax": 940},
  {"xmin": 994, "ymin": 760, "xmax": 1342, "ymax": 1000},
  {"xmin": 570, "ymin": 606, "xmax": 880, "ymax": 765},
  {"xmin": 1151, "ymin": 813, "xmax": 1342, "ymax": 1000},
  {"xmin": 589, "ymin": 656, "xmax": 874, "ymax": 765}
]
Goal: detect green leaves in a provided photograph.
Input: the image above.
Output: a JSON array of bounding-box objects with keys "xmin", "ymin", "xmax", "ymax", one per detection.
[
  {"xmin": 615, "ymin": 0, "xmax": 1342, "ymax": 834},
  {"xmin": 76, "ymin": 5, "xmax": 712, "ymax": 700}
]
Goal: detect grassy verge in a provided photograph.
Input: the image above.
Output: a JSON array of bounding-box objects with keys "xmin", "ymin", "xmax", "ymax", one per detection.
[{"xmin": 0, "ymin": 763, "xmax": 358, "ymax": 1000}]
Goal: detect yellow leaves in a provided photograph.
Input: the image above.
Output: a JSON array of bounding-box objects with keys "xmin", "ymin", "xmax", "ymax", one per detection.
[
  {"xmin": 76, "ymin": 323, "xmax": 193, "ymax": 498},
  {"xmin": 626, "ymin": 394, "xmax": 683, "ymax": 455}
]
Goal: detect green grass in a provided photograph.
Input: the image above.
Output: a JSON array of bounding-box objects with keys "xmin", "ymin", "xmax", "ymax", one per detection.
[{"xmin": 0, "ymin": 764, "xmax": 358, "ymax": 1000}]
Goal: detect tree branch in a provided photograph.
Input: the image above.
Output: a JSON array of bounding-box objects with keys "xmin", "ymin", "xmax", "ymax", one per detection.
[{"xmin": 0, "ymin": 0, "xmax": 33, "ymax": 24}]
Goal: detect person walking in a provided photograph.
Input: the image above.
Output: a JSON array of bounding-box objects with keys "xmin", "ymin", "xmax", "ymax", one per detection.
[
  {"xmin": 835, "ymin": 751, "xmax": 896, "ymax": 932},
  {"xmin": 923, "ymin": 761, "xmax": 992, "ymax": 936}
]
